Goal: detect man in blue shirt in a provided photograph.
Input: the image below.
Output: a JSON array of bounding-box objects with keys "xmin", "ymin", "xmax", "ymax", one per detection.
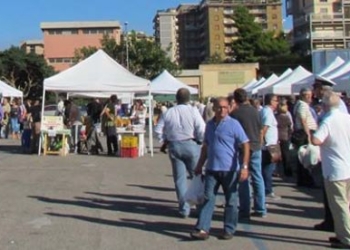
[{"xmin": 190, "ymin": 97, "xmax": 250, "ymax": 240}]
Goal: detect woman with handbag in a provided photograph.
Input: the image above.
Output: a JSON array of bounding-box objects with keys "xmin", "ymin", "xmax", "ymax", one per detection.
[{"xmin": 261, "ymin": 94, "xmax": 281, "ymax": 200}]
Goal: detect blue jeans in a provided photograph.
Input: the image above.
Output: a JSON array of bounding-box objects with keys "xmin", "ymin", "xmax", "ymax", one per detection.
[
  {"xmin": 239, "ymin": 150, "xmax": 266, "ymax": 216},
  {"xmin": 262, "ymin": 150, "xmax": 276, "ymax": 195},
  {"xmin": 168, "ymin": 140, "xmax": 200, "ymax": 216},
  {"xmin": 196, "ymin": 170, "xmax": 239, "ymax": 234}
]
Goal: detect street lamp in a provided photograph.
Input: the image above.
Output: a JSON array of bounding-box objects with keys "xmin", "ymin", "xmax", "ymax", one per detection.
[{"xmin": 124, "ymin": 21, "xmax": 129, "ymax": 70}]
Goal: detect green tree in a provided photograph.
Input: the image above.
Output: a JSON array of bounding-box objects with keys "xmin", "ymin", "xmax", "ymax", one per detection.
[
  {"xmin": 231, "ymin": 6, "xmax": 290, "ymax": 63},
  {"xmin": 75, "ymin": 32, "xmax": 180, "ymax": 79},
  {"xmin": 0, "ymin": 47, "xmax": 55, "ymax": 98}
]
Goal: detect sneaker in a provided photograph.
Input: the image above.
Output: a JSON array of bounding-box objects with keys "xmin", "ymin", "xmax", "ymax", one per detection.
[
  {"xmin": 251, "ymin": 212, "xmax": 267, "ymax": 218},
  {"xmin": 220, "ymin": 232, "xmax": 234, "ymax": 240},
  {"xmin": 190, "ymin": 230, "xmax": 209, "ymax": 240},
  {"xmin": 329, "ymin": 237, "xmax": 341, "ymax": 243},
  {"xmin": 266, "ymin": 193, "xmax": 281, "ymax": 201}
]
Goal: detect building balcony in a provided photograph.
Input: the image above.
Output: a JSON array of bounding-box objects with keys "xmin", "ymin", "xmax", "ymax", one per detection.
[
  {"xmin": 310, "ymin": 13, "xmax": 344, "ymax": 23},
  {"xmin": 224, "ymin": 28, "xmax": 236, "ymax": 35},
  {"xmin": 250, "ymin": 9, "xmax": 266, "ymax": 14},
  {"xmin": 223, "ymin": 9, "xmax": 234, "ymax": 15},
  {"xmin": 223, "ymin": 19, "xmax": 235, "ymax": 25},
  {"xmin": 311, "ymin": 31, "xmax": 344, "ymax": 39}
]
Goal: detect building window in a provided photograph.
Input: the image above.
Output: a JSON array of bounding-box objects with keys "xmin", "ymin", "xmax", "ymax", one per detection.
[
  {"xmin": 214, "ymin": 15, "xmax": 219, "ymax": 21},
  {"xmin": 215, "ymin": 44, "xmax": 220, "ymax": 49},
  {"xmin": 215, "ymin": 35, "xmax": 220, "ymax": 40},
  {"xmin": 272, "ymin": 14, "xmax": 277, "ymax": 19},
  {"xmin": 320, "ymin": 8, "xmax": 328, "ymax": 13},
  {"xmin": 215, "ymin": 25, "xmax": 220, "ymax": 30},
  {"xmin": 29, "ymin": 46, "xmax": 35, "ymax": 53},
  {"xmin": 272, "ymin": 5, "xmax": 277, "ymax": 10}
]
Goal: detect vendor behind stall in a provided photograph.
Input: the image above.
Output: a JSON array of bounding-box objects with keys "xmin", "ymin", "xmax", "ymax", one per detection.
[
  {"xmin": 101, "ymin": 95, "xmax": 118, "ymax": 156},
  {"xmin": 130, "ymin": 99, "xmax": 146, "ymax": 127}
]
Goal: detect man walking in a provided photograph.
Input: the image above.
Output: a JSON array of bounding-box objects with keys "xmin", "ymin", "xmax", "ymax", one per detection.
[
  {"xmin": 155, "ymin": 88, "xmax": 205, "ymax": 218},
  {"xmin": 190, "ymin": 97, "xmax": 250, "ymax": 240},
  {"xmin": 312, "ymin": 91, "xmax": 350, "ymax": 249},
  {"xmin": 231, "ymin": 88, "xmax": 266, "ymax": 219}
]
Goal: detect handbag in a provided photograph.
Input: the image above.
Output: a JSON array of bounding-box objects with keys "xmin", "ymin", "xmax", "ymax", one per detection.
[
  {"xmin": 291, "ymin": 129, "xmax": 308, "ymax": 147},
  {"xmin": 266, "ymin": 144, "xmax": 282, "ymax": 163}
]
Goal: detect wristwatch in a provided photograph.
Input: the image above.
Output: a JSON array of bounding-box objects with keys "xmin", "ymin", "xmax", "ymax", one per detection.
[{"xmin": 241, "ymin": 164, "xmax": 248, "ymax": 170}]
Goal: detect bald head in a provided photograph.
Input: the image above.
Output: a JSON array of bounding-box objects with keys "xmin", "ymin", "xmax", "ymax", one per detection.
[{"xmin": 176, "ymin": 88, "xmax": 191, "ymax": 104}]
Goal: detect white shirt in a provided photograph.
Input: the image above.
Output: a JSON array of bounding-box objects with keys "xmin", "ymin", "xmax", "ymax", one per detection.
[
  {"xmin": 314, "ymin": 109, "xmax": 350, "ymax": 181},
  {"xmin": 260, "ymin": 106, "xmax": 278, "ymax": 146},
  {"xmin": 155, "ymin": 104, "xmax": 205, "ymax": 142}
]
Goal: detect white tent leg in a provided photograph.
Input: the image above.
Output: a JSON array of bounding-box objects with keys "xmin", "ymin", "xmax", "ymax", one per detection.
[
  {"xmin": 148, "ymin": 92, "xmax": 154, "ymax": 157},
  {"xmin": 38, "ymin": 88, "xmax": 46, "ymax": 156}
]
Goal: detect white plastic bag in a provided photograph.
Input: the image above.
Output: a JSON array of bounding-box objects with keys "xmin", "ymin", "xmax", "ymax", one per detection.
[{"xmin": 184, "ymin": 175, "xmax": 205, "ymax": 205}]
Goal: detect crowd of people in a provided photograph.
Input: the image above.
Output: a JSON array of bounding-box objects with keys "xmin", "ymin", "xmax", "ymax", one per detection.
[{"xmin": 155, "ymin": 82, "xmax": 350, "ymax": 248}]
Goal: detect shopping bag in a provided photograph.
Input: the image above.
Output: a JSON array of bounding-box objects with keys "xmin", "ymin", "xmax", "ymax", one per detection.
[{"xmin": 184, "ymin": 175, "xmax": 205, "ymax": 205}]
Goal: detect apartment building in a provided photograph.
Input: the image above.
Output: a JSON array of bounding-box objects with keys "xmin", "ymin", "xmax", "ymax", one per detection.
[
  {"xmin": 287, "ymin": 0, "xmax": 349, "ymax": 54},
  {"xmin": 41, "ymin": 21, "xmax": 121, "ymax": 71},
  {"xmin": 20, "ymin": 40, "xmax": 44, "ymax": 55},
  {"xmin": 153, "ymin": 8, "xmax": 179, "ymax": 63},
  {"xmin": 154, "ymin": 0, "xmax": 283, "ymax": 69}
]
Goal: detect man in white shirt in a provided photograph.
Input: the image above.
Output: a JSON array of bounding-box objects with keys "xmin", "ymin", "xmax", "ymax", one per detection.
[
  {"xmin": 155, "ymin": 88, "xmax": 205, "ymax": 218},
  {"xmin": 312, "ymin": 91, "xmax": 350, "ymax": 249}
]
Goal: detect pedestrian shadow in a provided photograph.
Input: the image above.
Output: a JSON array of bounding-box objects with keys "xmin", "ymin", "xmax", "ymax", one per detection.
[
  {"xmin": 0, "ymin": 144, "xmax": 27, "ymax": 155},
  {"xmin": 43, "ymin": 212, "xmax": 328, "ymax": 247},
  {"xmin": 84, "ymin": 192, "xmax": 177, "ymax": 204},
  {"xmin": 126, "ymin": 184, "xmax": 175, "ymax": 192},
  {"xmin": 28, "ymin": 195, "xmax": 180, "ymax": 218}
]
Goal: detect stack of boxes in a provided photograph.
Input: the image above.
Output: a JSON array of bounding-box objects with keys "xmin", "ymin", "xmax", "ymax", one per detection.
[{"xmin": 120, "ymin": 135, "xmax": 138, "ymax": 158}]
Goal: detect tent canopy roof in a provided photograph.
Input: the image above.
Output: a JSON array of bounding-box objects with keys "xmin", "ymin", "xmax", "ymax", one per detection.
[
  {"xmin": 151, "ymin": 70, "xmax": 198, "ymax": 94},
  {"xmin": 44, "ymin": 49, "xmax": 150, "ymax": 93},
  {"xmin": 0, "ymin": 80, "xmax": 23, "ymax": 98}
]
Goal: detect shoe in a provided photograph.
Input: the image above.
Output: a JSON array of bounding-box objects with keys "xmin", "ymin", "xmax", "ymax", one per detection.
[
  {"xmin": 220, "ymin": 232, "xmax": 234, "ymax": 240},
  {"xmin": 266, "ymin": 193, "xmax": 281, "ymax": 201},
  {"xmin": 314, "ymin": 222, "xmax": 334, "ymax": 232},
  {"xmin": 190, "ymin": 230, "xmax": 209, "ymax": 240},
  {"xmin": 251, "ymin": 212, "xmax": 267, "ymax": 218},
  {"xmin": 179, "ymin": 212, "xmax": 189, "ymax": 219},
  {"xmin": 329, "ymin": 237, "xmax": 341, "ymax": 243},
  {"xmin": 330, "ymin": 242, "xmax": 350, "ymax": 249}
]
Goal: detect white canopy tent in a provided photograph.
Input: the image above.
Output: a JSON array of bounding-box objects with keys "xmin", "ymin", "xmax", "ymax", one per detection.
[
  {"xmin": 242, "ymin": 78, "xmax": 257, "ymax": 90},
  {"xmin": 42, "ymin": 49, "xmax": 153, "ymax": 156},
  {"xmin": 318, "ymin": 56, "xmax": 345, "ymax": 76},
  {"xmin": 249, "ymin": 74, "xmax": 278, "ymax": 95},
  {"xmin": 291, "ymin": 59, "xmax": 347, "ymax": 93},
  {"xmin": 151, "ymin": 70, "xmax": 198, "ymax": 94},
  {"xmin": 0, "ymin": 80, "xmax": 23, "ymax": 98},
  {"xmin": 245, "ymin": 77, "xmax": 266, "ymax": 93},
  {"xmin": 259, "ymin": 66, "xmax": 313, "ymax": 96},
  {"xmin": 256, "ymin": 68, "xmax": 293, "ymax": 96}
]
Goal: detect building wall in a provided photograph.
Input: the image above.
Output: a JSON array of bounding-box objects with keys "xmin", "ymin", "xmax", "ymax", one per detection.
[
  {"xmin": 20, "ymin": 41, "xmax": 44, "ymax": 55},
  {"xmin": 199, "ymin": 63, "xmax": 258, "ymax": 97},
  {"xmin": 177, "ymin": 63, "xmax": 258, "ymax": 98},
  {"xmin": 42, "ymin": 23, "xmax": 121, "ymax": 71}
]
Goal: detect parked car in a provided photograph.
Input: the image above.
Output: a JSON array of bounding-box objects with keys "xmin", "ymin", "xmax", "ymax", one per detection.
[{"xmin": 44, "ymin": 104, "xmax": 57, "ymax": 116}]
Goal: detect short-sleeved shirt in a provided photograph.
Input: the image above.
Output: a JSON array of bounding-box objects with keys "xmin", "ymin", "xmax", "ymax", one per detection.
[
  {"xmin": 260, "ymin": 106, "xmax": 278, "ymax": 146},
  {"xmin": 313, "ymin": 109, "xmax": 350, "ymax": 181},
  {"xmin": 231, "ymin": 103, "xmax": 262, "ymax": 151},
  {"xmin": 205, "ymin": 116, "xmax": 249, "ymax": 172},
  {"xmin": 294, "ymin": 100, "xmax": 317, "ymax": 130}
]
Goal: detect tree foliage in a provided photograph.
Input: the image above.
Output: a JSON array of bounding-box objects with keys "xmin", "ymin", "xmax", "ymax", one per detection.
[
  {"xmin": 231, "ymin": 6, "xmax": 290, "ymax": 63},
  {"xmin": 230, "ymin": 5, "xmax": 310, "ymax": 77},
  {"xmin": 75, "ymin": 32, "xmax": 180, "ymax": 80},
  {"xmin": 0, "ymin": 47, "xmax": 55, "ymax": 98}
]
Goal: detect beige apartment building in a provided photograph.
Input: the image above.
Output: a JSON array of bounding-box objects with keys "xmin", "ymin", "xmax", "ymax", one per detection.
[
  {"xmin": 287, "ymin": 0, "xmax": 349, "ymax": 54},
  {"xmin": 154, "ymin": 0, "xmax": 283, "ymax": 69},
  {"xmin": 20, "ymin": 40, "xmax": 44, "ymax": 55},
  {"xmin": 153, "ymin": 8, "xmax": 179, "ymax": 63},
  {"xmin": 40, "ymin": 21, "xmax": 121, "ymax": 71}
]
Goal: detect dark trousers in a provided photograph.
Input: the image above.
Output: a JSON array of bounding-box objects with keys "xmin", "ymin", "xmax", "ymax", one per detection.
[
  {"xmin": 279, "ymin": 140, "xmax": 292, "ymax": 176},
  {"xmin": 106, "ymin": 135, "xmax": 118, "ymax": 154}
]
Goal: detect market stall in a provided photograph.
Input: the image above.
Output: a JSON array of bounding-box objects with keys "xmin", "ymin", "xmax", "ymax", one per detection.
[
  {"xmin": 40, "ymin": 49, "xmax": 153, "ymax": 157},
  {"xmin": 0, "ymin": 80, "xmax": 23, "ymax": 99}
]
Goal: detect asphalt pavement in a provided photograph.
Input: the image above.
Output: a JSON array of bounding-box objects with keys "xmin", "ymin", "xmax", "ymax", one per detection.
[{"xmin": 0, "ymin": 138, "xmax": 333, "ymax": 250}]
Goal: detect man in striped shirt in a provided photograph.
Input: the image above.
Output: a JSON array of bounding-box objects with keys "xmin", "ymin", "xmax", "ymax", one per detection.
[{"xmin": 294, "ymin": 88, "xmax": 318, "ymax": 188}]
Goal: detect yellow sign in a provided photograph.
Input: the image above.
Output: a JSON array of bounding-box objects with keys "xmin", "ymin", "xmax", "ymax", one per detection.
[
  {"xmin": 41, "ymin": 116, "xmax": 64, "ymax": 131},
  {"xmin": 218, "ymin": 71, "xmax": 245, "ymax": 85}
]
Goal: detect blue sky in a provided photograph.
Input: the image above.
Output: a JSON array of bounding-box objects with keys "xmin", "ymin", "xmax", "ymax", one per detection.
[{"xmin": 0, "ymin": 0, "xmax": 292, "ymax": 50}]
